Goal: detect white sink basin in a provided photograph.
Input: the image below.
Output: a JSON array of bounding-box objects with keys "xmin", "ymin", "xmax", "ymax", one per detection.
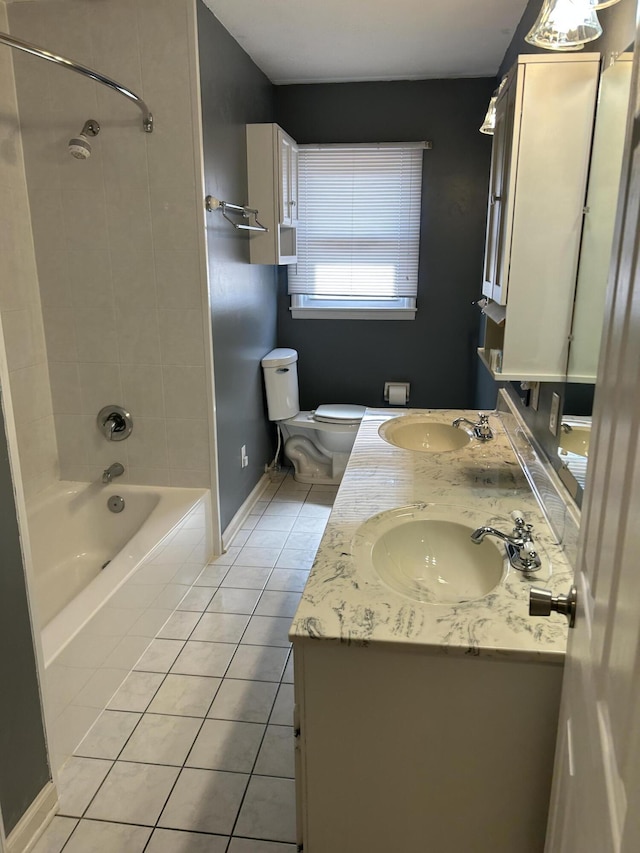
[
  {"xmin": 354, "ymin": 505, "xmax": 505, "ymax": 604},
  {"xmin": 559, "ymin": 426, "xmax": 590, "ymax": 457},
  {"xmin": 378, "ymin": 416, "xmax": 471, "ymax": 452}
]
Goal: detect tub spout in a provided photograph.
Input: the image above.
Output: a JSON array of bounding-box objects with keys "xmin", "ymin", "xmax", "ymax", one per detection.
[{"xmin": 102, "ymin": 462, "xmax": 124, "ymax": 484}]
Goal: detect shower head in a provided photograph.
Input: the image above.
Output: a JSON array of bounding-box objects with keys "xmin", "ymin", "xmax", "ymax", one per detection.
[{"xmin": 68, "ymin": 119, "xmax": 100, "ymax": 160}]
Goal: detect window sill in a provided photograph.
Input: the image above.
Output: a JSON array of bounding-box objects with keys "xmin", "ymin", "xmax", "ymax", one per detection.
[{"xmin": 290, "ymin": 307, "xmax": 416, "ymax": 320}]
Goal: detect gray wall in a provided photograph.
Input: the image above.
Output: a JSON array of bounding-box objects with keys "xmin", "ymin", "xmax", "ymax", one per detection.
[
  {"xmin": 197, "ymin": 2, "xmax": 277, "ymax": 530},
  {"xmin": 274, "ymin": 79, "xmax": 495, "ymax": 411},
  {"xmin": 0, "ymin": 395, "xmax": 49, "ymax": 835},
  {"xmin": 498, "ymin": 0, "xmax": 636, "ymax": 465}
]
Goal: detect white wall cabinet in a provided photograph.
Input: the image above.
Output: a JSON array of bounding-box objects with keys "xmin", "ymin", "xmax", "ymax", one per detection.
[
  {"xmin": 294, "ymin": 640, "xmax": 562, "ymax": 853},
  {"xmin": 246, "ymin": 123, "xmax": 298, "ymax": 265},
  {"xmin": 479, "ymin": 54, "xmax": 600, "ymax": 382}
]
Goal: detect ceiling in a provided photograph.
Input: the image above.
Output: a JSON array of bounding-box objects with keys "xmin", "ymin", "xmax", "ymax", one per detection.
[{"xmin": 201, "ymin": 0, "xmax": 530, "ymax": 85}]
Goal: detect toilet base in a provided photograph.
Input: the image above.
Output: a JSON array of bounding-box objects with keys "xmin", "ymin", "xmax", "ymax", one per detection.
[{"xmin": 283, "ymin": 435, "xmax": 349, "ymax": 485}]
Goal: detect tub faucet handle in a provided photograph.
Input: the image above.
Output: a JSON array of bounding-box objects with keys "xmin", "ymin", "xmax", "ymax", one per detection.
[{"xmin": 98, "ymin": 405, "xmax": 133, "ymax": 441}]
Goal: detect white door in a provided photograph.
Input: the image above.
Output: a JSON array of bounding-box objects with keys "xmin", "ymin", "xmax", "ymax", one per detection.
[{"xmin": 544, "ymin": 37, "xmax": 640, "ymax": 853}]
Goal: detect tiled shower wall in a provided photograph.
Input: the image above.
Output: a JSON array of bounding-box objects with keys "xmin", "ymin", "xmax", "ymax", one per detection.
[
  {"xmin": 8, "ymin": 0, "xmax": 213, "ymax": 488},
  {"xmin": 0, "ymin": 1, "xmax": 57, "ymax": 501}
]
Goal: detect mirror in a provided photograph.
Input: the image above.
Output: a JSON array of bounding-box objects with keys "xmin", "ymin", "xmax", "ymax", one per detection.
[{"xmin": 559, "ymin": 49, "xmax": 633, "ymax": 503}]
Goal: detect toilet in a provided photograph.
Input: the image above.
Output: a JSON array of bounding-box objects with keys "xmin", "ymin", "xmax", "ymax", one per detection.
[{"xmin": 261, "ymin": 348, "xmax": 365, "ymax": 485}]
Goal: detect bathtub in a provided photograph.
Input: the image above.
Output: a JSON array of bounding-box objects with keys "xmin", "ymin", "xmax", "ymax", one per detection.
[{"xmin": 27, "ymin": 481, "xmax": 212, "ymax": 769}]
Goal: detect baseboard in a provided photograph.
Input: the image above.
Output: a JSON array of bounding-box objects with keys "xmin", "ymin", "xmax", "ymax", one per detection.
[
  {"xmin": 7, "ymin": 782, "xmax": 57, "ymax": 853},
  {"xmin": 222, "ymin": 473, "xmax": 270, "ymax": 550}
]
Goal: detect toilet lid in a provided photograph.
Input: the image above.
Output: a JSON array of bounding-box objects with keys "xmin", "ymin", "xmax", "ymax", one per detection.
[{"xmin": 312, "ymin": 404, "xmax": 366, "ymax": 425}]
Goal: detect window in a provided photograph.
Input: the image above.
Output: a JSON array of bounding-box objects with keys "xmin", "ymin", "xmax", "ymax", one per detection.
[{"xmin": 288, "ymin": 142, "xmax": 426, "ymax": 320}]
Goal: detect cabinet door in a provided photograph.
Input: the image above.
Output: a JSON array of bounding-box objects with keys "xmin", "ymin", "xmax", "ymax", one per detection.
[
  {"xmin": 279, "ymin": 131, "xmax": 292, "ymax": 226},
  {"xmin": 483, "ymin": 78, "xmax": 517, "ymax": 305},
  {"xmin": 290, "ymin": 143, "xmax": 299, "ymax": 226}
]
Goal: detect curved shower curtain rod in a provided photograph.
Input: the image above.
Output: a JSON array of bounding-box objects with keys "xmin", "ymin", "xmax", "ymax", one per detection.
[{"xmin": 0, "ymin": 30, "xmax": 153, "ymax": 132}]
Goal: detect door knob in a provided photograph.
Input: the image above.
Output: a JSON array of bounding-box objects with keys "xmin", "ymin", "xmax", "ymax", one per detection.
[{"xmin": 529, "ymin": 585, "xmax": 577, "ymax": 628}]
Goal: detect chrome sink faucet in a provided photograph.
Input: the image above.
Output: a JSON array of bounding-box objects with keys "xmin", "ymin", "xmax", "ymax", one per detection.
[
  {"xmin": 470, "ymin": 510, "xmax": 541, "ymax": 572},
  {"xmin": 102, "ymin": 462, "xmax": 124, "ymax": 484},
  {"xmin": 452, "ymin": 412, "xmax": 494, "ymax": 441}
]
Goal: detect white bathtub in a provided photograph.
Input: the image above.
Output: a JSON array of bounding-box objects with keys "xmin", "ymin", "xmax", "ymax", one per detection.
[{"xmin": 27, "ymin": 481, "xmax": 213, "ymax": 769}]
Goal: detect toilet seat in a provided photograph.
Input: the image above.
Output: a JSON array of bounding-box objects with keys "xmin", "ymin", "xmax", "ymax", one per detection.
[{"xmin": 312, "ymin": 404, "xmax": 366, "ymax": 425}]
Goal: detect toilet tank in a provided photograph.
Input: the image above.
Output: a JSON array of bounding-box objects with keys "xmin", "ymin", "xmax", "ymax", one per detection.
[{"xmin": 261, "ymin": 348, "xmax": 300, "ymax": 421}]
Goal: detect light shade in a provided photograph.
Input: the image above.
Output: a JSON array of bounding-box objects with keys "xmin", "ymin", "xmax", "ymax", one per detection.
[
  {"xmin": 479, "ymin": 77, "xmax": 508, "ymax": 135},
  {"xmin": 479, "ymin": 95, "xmax": 498, "ymax": 135},
  {"xmin": 589, "ymin": 0, "xmax": 622, "ymax": 8},
  {"xmin": 525, "ymin": 0, "xmax": 602, "ymax": 51}
]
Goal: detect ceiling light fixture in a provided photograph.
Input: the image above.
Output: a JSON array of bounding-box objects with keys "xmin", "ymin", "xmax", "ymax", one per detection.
[{"xmin": 525, "ymin": 0, "xmax": 602, "ymax": 51}]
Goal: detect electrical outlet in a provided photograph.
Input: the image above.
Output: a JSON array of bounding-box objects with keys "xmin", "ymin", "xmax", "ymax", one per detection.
[
  {"xmin": 241, "ymin": 445, "xmax": 249, "ymax": 468},
  {"xmin": 549, "ymin": 392, "xmax": 561, "ymax": 435}
]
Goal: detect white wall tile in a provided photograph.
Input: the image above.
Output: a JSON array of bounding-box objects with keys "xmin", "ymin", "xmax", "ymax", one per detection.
[
  {"xmin": 166, "ymin": 419, "xmax": 210, "ymax": 470},
  {"xmin": 162, "ymin": 365, "xmax": 207, "ymax": 419},
  {"xmin": 158, "ymin": 309, "xmax": 205, "ymax": 365},
  {"xmin": 121, "ymin": 364, "xmax": 165, "ymax": 418}
]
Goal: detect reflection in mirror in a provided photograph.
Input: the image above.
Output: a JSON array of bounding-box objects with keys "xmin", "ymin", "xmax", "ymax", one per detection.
[{"xmin": 559, "ymin": 49, "xmax": 633, "ymax": 505}]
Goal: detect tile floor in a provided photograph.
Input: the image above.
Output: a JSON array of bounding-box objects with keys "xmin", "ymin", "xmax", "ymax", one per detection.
[{"xmin": 34, "ymin": 474, "xmax": 336, "ymax": 853}]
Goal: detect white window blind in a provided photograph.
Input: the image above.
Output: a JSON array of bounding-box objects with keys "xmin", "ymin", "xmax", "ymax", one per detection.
[{"xmin": 288, "ymin": 143, "xmax": 425, "ymax": 312}]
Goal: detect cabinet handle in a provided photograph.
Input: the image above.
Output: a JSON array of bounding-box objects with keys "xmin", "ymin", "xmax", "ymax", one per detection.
[
  {"xmin": 290, "ymin": 200, "xmax": 296, "ymax": 208},
  {"xmin": 490, "ymin": 194, "xmax": 502, "ymax": 205}
]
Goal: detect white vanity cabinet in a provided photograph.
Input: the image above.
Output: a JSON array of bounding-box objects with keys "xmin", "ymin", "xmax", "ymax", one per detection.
[
  {"xmin": 479, "ymin": 54, "xmax": 600, "ymax": 382},
  {"xmin": 294, "ymin": 640, "xmax": 562, "ymax": 853},
  {"xmin": 246, "ymin": 123, "xmax": 298, "ymax": 264}
]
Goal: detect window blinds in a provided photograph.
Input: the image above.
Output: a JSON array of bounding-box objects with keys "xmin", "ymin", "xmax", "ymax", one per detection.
[{"xmin": 288, "ymin": 143, "xmax": 425, "ymax": 300}]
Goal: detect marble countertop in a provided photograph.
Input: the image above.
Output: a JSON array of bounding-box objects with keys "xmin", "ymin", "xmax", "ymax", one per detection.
[{"xmin": 290, "ymin": 408, "xmax": 574, "ymax": 663}]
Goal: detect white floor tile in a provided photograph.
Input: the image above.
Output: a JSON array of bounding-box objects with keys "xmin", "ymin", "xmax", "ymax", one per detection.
[
  {"xmin": 75, "ymin": 710, "xmax": 141, "ymax": 760},
  {"xmin": 171, "ymin": 641, "xmax": 236, "ymax": 678},
  {"xmin": 148, "ymin": 674, "xmax": 221, "ymax": 717},
  {"xmin": 253, "ymin": 726, "xmax": 295, "ymax": 778},
  {"xmin": 30, "ymin": 816, "xmax": 78, "ymax": 853},
  {"xmin": 86, "ymin": 761, "xmax": 179, "ymax": 825},
  {"xmin": 244, "ymin": 529, "xmax": 289, "ymax": 550},
  {"xmin": 291, "ymin": 516, "xmax": 328, "ymax": 534},
  {"xmin": 269, "ymin": 684, "xmax": 294, "ymax": 727},
  {"xmin": 282, "ymin": 652, "xmax": 294, "ymax": 684},
  {"xmin": 207, "ymin": 588, "xmax": 261, "ymax": 615},
  {"xmin": 129, "ymin": 608, "xmax": 174, "ymax": 639},
  {"xmin": 190, "ymin": 612, "xmax": 250, "ymax": 643},
  {"xmin": 254, "ymin": 515, "xmax": 296, "ymax": 532},
  {"xmin": 120, "ymin": 713, "xmax": 202, "ymax": 765},
  {"xmin": 177, "ymin": 585, "xmax": 217, "ymax": 611},
  {"xmin": 157, "ymin": 610, "xmax": 201, "ymax": 640},
  {"xmin": 255, "ymin": 592, "xmax": 301, "ymax": 618},
  {"xmin": 241, "ymin": 616, "xmax": 292, "ymax": 648},
  {"xmin": 265, "ymin": 570, "xmax": 308, "ymax": 593},
  {"xmin": 61, "ymin": 819, "xmax": 151, "ymax": 853},
  {"xmin": 146, "ymin": 828, "xmax": 228, "ymax": 853},
  {"xmin": 186, "ymin": 718, "xmax": 265, "ymax": 772},
  {"xmin": 107, "ymin": 671, "xmax": 165, "ymax": 713},
  {"xmin": 228, "ymin": 839, "xmax": 297, "ymax": 853},
  {"xmin": 56, "ymin": 756, "xmax": 113, "ymax": 817},
  {"xmin": 134, "ymin": 639, "xmax": 185, "ymax": 673},
  {"xmin": 262, "ymin": 503, "xmax": 301, "ymax": 517},
  {"xmin": 207, "ymin": 679, "xmax": 278, "ymax": 724},
  {"xmin": 227, "ymin": 646, "xmax": 289, "ymax": 682},
  {"xmin": 231, "ymin": 529, "xmax": 251, "ymax": 546},
  {"xmin": 298, "ymin": 503, "xmax": 332, "ymax": 518},
  {"xmin": 158, "ymin": 767, "xmax": 249, "ymax": 835},
  {"xmin": 275, "ymin": 550, "xmax": 316, "ymax": 570},
  {"xmin": 220, "ymin": 566, "xmax": 271, "ymax": 590},
  {"xmin": 234, "ymin": 776, "xmax": 297, "ymax": 843},
  {"xmin": 235, "ymin": 547, "xmax": 281, "ymax": 568},
  {"xmin": 284, "ymin": 532, "xmax": 322, "ymax": 551},
  {"xmin": 194, "ymin": 564, "xmax": 232, "ymax": 587},
  {"xmin": 103, "ymin": 636, "xmax": 152, "ymax": 670}
]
